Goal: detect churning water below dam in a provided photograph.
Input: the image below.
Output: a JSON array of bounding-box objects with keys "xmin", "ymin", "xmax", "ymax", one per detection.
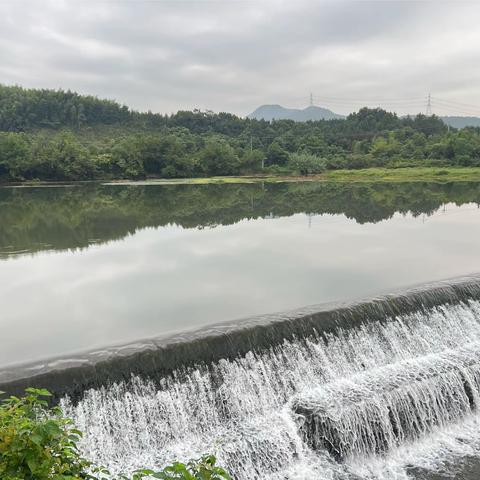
[{"xmin": 50, "ymin": 277, "xmax": 480, "ymax": 480}]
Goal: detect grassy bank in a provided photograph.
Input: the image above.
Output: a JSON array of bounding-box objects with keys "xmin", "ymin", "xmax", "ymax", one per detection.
[
  {"xmin": 102, "ymin": 166, "xmax": 480, "ymax": 186},
  {"xmin": 321, "ymin": 167, "xmax": 480, "ymax": 182},
  {"xmin": 3, "ymin": 166, "xmax": 480, "ymax": 188}
]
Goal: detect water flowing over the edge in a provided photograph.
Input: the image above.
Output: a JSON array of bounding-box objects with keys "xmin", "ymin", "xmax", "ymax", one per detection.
[
  {"xmin": 62, "ymin": 296, "xmax": 480, "ymax": 480},
  {"xmin": 3, "ymin": 274, "xmax": 480, "ymax": 401}
]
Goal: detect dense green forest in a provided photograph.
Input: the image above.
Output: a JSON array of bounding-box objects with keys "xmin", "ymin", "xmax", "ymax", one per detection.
[
  {"xmin": 1, "ymin": 84, "xmax": 480, "ymax": 182},
  {"xmin": 1, "ymin": 181, "xmax": 479, "ymax": 258}
]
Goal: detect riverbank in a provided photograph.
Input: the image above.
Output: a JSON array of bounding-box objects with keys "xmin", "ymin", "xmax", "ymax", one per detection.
[
  {"xmin": 322, "ymin": 166, "xmax": 480, "ymax": 182},
  {"xmin": 2, "ymin": 166, "xmax": 480, "ymax": 188},
  {"xmin": 83, "ymin": 166, "xmax": 480, "ymax": 185}
]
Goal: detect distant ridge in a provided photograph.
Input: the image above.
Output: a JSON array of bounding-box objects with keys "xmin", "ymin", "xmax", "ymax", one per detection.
[
  {"xmin": 248, "ymin": 104, "xmax": 480, "ymax": 128},
  {"xmin": 248, "ymin": 104, "xmax": 344, "ymax": 122},
  {"xmin": 440, "ymin": 116, "xmax": 480, "ymax": 129}
]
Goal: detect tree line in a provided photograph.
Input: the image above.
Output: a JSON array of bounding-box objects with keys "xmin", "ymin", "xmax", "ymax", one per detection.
[{"xmin": 1, "ymin": 84, "xmax": 480, "ymax": 182}]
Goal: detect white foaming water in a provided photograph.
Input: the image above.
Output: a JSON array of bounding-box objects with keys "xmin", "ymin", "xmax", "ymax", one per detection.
[
  {"xmin": 62, "ymin": 300, "xmax": 480, "ymax": 479},
  {"xmin": 294, "ymin": 344, "xmax": 480, "ymax": 459}
]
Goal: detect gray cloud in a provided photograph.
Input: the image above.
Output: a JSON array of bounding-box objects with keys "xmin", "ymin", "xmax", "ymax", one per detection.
[{"xmin": 0, "ymin": 0, "xmax": 479, "ymax": 116}]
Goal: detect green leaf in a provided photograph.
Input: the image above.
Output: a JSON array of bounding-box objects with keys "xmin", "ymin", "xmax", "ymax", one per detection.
[
  {"xmin": 30, "ymin": 434, "xmax": 43, "ymax": 446},
  {"xmin": 25, "ymin": 388, "xmax": 52, "ymax": 397}
]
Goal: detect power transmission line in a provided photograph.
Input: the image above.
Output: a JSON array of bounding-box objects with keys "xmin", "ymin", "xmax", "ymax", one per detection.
[
  {"xmin": 432, "ymin": 97, "xmax": 480, "ymax": 111},
  {"xmin": 313, "ymin": 98, "xmax": 425, "ymax": 108},
  {"xmin": 431, "ymin": 102, "xmax": 480, "ymax": 117},
  {"xmin": 430, "ymin": 97, "xmax": 480, "ymax": 117},
  {"xmin": 281, "ymin": 93, "xmax": 480, "ymax": 117},
  {"xmin": 310, "ymin": 94, "xmax": 425, "ymax": 103},
  {"xmin": 426, "ymin": 93, "xmax": 432, "ymax": 116}
]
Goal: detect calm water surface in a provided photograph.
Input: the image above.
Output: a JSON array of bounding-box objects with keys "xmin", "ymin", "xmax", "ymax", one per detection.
[{"xmin": 1, "ymin": 180, "xmax": 480, "ymax": 366}]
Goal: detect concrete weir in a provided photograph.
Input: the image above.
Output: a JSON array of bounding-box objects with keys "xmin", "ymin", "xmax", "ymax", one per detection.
[{"xmin": 1, "ymin": 274, "xmax": 480, "ymax": 401}]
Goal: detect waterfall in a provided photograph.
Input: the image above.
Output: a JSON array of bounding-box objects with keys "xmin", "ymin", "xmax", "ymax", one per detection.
[
  {"xmin": 294, "ymin": 344, "xmax": 480, "ymax": 460},
  {"xmin": 60, "ymin": 297, "xmax": 480, "ymax": 479}
]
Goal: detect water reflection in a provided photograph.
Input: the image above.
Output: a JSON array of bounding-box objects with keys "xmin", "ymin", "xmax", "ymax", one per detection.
[
  {"xmin": 1, "ymin": 181, "xmax": 479, "ymax": 258},
  {"xmin": 0, "ymin": 181, "xmax": 480, "ymax": 366}
]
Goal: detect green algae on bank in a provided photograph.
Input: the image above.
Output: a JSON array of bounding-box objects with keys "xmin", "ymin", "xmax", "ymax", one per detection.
[{"xmin": 102, "ymin": 167, "xmax": 480, "ymax": 186}]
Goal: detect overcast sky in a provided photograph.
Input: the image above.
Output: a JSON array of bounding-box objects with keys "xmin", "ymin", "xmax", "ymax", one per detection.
[{"xmin": 1, "ymin": 0, "xmax": 480, "ymax": 117}]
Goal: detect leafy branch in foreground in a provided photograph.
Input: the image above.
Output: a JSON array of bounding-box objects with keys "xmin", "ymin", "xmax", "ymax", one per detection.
[
  {"xmin": 0, "ymin": 388, "xmax": 231, "ymax": 480},
  {"xmin": 129, "ymin": 456, "xmax": 231, "ymax": 480}
]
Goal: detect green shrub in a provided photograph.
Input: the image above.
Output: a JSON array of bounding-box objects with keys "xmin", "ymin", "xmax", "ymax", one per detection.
[
  {"xmin": 133, "ymin": 456, "xmax": 231, "ymax": 480},
  {"xmin": 288, "ymin": 152, "xmax": 326, "ymax": 175},
  {"xmin": 0, "ymin": 388, "xmax": 231, "ymax": 480}
]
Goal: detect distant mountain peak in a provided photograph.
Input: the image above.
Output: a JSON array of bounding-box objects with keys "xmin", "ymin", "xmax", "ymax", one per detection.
[{"xmin": 248, "ymin": 104, "xmax": 344, "ymax": 122}]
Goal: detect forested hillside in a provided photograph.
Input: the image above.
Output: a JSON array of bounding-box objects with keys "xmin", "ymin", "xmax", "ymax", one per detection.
[
  {"xmin": 1, "ymin": 84, "xmax": 480, "ymax": 182},
  {"xmin": 0, "ymin": 85, "xmax": 132, "ymax": 130}
]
